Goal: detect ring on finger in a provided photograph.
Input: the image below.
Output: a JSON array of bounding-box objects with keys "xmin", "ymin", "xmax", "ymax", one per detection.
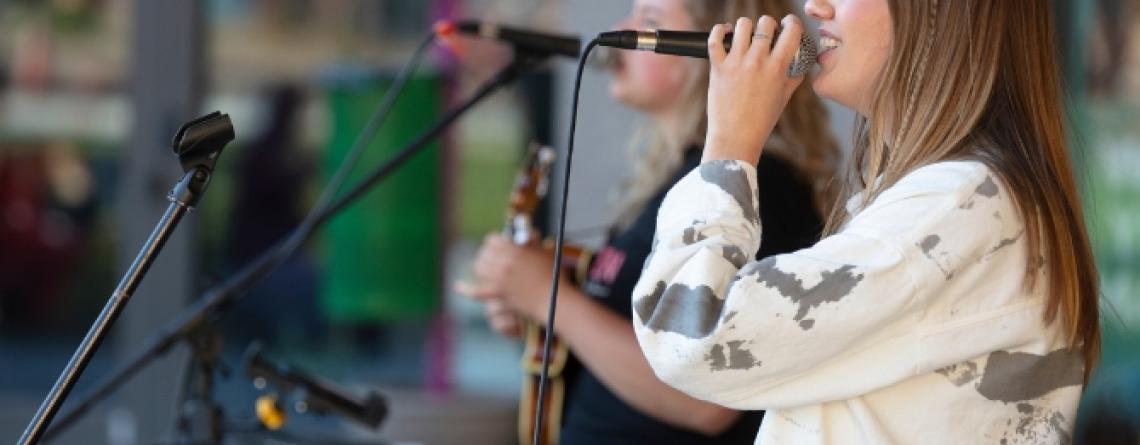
[{"xmin": 751, "ymin": 33, "xmax": 771, "ymax": 40}]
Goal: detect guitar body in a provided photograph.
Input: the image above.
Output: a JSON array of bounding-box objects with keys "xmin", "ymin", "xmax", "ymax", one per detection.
[{"xmin": 519, "ymin": 323, "xmax": 568, "ymax": 445}]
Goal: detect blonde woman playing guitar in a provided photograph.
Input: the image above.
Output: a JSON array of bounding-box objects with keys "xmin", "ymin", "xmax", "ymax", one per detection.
[{"xmin": 456, "ymin": 1, "xmax": 838, "ymax": 443}]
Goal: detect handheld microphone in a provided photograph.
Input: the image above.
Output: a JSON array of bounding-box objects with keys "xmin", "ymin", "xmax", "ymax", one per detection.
[
  {"xmin": 596, "ymin": 29, "xmax": 817, "ymax": 77},
  {"xmin": 435, "ymin": 20, "xmax": 582, "ymax": 59}
]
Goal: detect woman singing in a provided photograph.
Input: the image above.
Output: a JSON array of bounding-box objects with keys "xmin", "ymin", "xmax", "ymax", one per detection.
[{"xmin": 631, "ymin": 1, "xmax": 1100, "ymax": 443}]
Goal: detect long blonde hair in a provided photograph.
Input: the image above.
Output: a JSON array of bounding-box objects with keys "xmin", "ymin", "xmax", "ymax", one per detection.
[
  {"xmin": 617, "ymin": 0, "xmax": 840, "ymax": 225},
  {"xmin": 828, "ymin": 0, "xmax": 1101, "ymax": 376}
]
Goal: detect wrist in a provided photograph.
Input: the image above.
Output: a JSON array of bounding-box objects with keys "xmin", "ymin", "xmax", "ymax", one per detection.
[
  {"xmin": 548, "ymin": 286, "xmax": 590, "ymax": 339},
  {"xmin": 702, "ymin": 132, "xmax": 765, "ymax": 165},
  {"xmin": 522, "ymin": 278, "xmax": 575, "ymax": 324}
]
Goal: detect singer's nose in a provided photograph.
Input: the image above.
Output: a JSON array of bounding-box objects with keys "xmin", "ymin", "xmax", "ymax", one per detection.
[{"xmin": 804, "ymin": 0, "xmax": 834, "ymax": 20}]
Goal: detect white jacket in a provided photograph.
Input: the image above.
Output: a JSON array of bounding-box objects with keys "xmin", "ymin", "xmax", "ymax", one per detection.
[{"xmin": 631, "ymin": 159, "xmax": 1082, "ymax": 444}]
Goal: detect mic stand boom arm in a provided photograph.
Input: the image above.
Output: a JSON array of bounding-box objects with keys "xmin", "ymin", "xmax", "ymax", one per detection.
[
  {"xmin": 40, "ymin": 54, "xmax": 545, "ymax": 442},
  {"xmin": 19, "ymin": 112, "xmax": 236, "ymax": 445}
]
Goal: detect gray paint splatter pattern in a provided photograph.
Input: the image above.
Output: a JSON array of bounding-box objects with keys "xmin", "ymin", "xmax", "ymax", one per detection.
[
  {"xmin": 721, "ymin": 246, "xmax": 749, "ymax": 268},
  {"xmin": 919, "ymin": 235, "xmax": 941, "ymax": 254},
  {"xmin": 635, "ymin": 281, "xmax": 727, "ymax": 339},
  {"xmin": 935, "ymin": 360, "xmax": 981, "ymax": 387},
  {"xmin": 744, "ymin": 257, "xmax": 866, "ymax": 330},
  {"xmin": 934, "ymin": 349, "xmax": 1083, "ymax": 403},
  {"xmin": 933, "ymin": 351, "xmax": 1078, "ymax": 444},
  {"xmin": 960, "ymin": 175, "xmax": 1001, "ymax": 209},
  {"xmin": 987, "ymin": 230, "xmax": 1024, "ymax": 256},
  {"xmin": 682, "ymin": 227, "xmax": 708, "ymax": 245},
  {"xmin": 705, "ymin": 340, "xmax": 763, "ymax": 371},
  {"xmin": 976, "ymin": 349, "xmax": 1083, "ymax": 403},
  {"xmin": 976, "ymin": 176, "xmax": 1000, "ymax": 198},
  {"xmin": 699, "ymin": 162, "xmax": 759, "ymax": 225},
  {"xmin": 917, "ymin": 234, "xmax": 955, "ymax": 280},
  {"xmin": 997, "ymin": 403, "xmax": 1072, "ymax": 445}
]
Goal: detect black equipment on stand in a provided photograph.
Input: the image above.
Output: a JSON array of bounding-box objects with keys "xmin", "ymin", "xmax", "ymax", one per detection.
[
  {"xmin": 18, "ymin": 112, "xmax": 235, "ymax": 445},
  {"xmin": 243, "ymin": 342, "xmax": 388, "ymax": 431},
  {"xmin": 36, "ymin": 30, "xmax": 577, "ymax": 444}
]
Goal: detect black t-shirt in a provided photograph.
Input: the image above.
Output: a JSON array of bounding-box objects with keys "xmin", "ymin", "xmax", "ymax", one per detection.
[{"xmin": 560, "ymin": 148, "xmax": 824, "ymax": 444}]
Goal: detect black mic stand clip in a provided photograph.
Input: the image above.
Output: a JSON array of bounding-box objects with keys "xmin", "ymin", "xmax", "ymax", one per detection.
[{"xmin": 170, "ymin": 111, "xmax": 233, "ymax": 208}]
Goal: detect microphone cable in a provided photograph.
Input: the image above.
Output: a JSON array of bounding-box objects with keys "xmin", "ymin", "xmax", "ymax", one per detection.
[
  {"xmin": 532, "ymin": 29, "xmax": 818, "ymax": 443},
  {"xmin": 532, "ymin": 37, "xmax": 599, "ymax": 445}
]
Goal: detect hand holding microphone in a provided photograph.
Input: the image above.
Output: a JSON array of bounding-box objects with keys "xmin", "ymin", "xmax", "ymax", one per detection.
[
  {"xmin": 596, "ymin": 18, "xmax": 816, "ymax": 77},
  {"xmin": 704, "ymin": 15, "xmax": 810, "ymax": 165},
  {"xmin": 595, "ymin": 15, "xmax": 812, "ymax": 163}
]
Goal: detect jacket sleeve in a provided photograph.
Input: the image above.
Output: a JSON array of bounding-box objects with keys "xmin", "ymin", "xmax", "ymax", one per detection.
[{"xmin": 631, "ymin": 159, "xmax": 1029, "ymax": 410}]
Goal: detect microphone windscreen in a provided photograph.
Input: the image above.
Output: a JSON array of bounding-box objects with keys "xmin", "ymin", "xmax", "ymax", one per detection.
[{"xmin": 787, "ymin": 33, "xmax": 818, "ymax": 78}]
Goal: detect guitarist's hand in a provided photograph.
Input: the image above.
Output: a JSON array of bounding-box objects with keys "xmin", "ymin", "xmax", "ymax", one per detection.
[
  {"xmin": 482, "ymin": 298, "xmax": 523, "ymax": 338},
  {"xmin": 455, "ymin": 233, "xmax": 570, "ymax": 326}
]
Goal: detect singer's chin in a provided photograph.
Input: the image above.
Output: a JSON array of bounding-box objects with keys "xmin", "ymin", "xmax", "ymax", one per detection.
[
  {"xmin": 606, "ymin": 66, "xmax": 630, "ymax": 99},
  {"xmin": 608, "ymin": 81, "xmax": 643, "ymax": 110},
  {"xmin": 806, "ymin": 76, "xmax": 838, "ymax": 109},
  {"xmin": 607, "ymin": 82, "xmax": 628, "ymax": 105}
]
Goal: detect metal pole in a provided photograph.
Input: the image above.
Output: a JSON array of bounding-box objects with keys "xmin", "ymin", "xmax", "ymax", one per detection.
[{"xmin": 18, "ymin": 168, "xmax": 204, "ymax": 445}]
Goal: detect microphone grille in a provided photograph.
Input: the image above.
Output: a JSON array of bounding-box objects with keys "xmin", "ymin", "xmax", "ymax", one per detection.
[{"xmin": 788, "ymin": 33, "xmax": 818, "ymax": 78}]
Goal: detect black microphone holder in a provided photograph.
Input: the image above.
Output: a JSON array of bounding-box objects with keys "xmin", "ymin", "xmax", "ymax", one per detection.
[
  {"xmin": 244, "ymin": 342, "xmax": 389, "ymax": 430},
  {"xmin": 37, "ymin": 52, "xmax": 554, "ymax": 444},
  {"xmin": 19, "ymin": 112, "xmax": 235, "ymax": 445}
]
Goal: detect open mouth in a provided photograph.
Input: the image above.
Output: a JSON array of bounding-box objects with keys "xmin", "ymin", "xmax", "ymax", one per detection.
[{"xmin": 819, "ymin": 35, "xmax": 841, "ymax": 53}]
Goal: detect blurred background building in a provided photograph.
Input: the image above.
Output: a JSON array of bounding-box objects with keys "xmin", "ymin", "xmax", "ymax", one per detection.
[{"xmin": 0, "ymin": 1, "xmax": 1135, "ymax": 444}]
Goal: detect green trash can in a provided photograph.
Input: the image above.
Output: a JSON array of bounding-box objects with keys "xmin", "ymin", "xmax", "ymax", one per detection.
[{"xmin": 320, "ymin": 71, "xmax": 444, "ymax": 323}]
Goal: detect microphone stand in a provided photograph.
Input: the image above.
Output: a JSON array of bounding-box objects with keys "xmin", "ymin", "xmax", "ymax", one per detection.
[
  {"xmin": 172, "ymin": 320, "xmax": 226, "ymax": 443},
  {"xmin": 19, "ymin": 112, "xmax": 236, "ymax": 445},
  {"xmin": 39, "ymin": 53, "xmax": 549, "ymax": 443}
]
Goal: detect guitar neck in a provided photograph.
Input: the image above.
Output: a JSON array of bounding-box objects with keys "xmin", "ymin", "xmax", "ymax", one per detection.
[{"xmin": 546, "ymin": 242, "xmax": 593, "ymax": 287}]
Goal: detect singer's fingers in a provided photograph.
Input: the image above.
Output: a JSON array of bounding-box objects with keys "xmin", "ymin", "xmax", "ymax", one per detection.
[
  {"xmin": 771, "ymin": 15, "xmax": 805, "ymax": 72},
  {"xmin": 730, "ymin": 17, "xmax": 755, "ymax": 60},
  {"xmin": 748, "ymin": 15, "xmax": 779, "ymax": 60},
  {"xmin": 708, "ymin": 23, "xmax": 729, "ymax": 62}
]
